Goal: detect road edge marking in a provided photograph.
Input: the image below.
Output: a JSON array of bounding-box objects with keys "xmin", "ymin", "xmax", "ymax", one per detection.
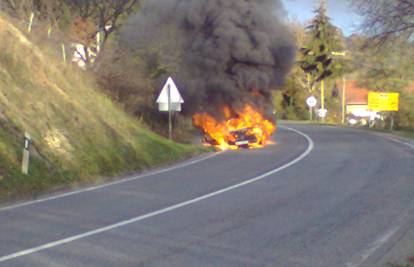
[
  {"xmin": 384, "ymin": 136, "xmax": 414, "ymax": 149},
  {"xmin": 0, "ymin": 151, "xmax": 223, "ymax": 213},
  {"xmin": 0, "ymin": 126, "xmax": 314, "ymax": 263},
  {"xmin": 346, "ymin": 225, "xmax": 401, "ymax": 267},
  {"xmin": 344, "ymin": 132, "xmax": 414, "ymax": 267}
]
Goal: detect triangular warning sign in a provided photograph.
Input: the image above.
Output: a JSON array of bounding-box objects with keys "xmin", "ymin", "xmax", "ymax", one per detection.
[{"xmin": 156, "ymin": 77, "xmax": 184, "ymax": 104}]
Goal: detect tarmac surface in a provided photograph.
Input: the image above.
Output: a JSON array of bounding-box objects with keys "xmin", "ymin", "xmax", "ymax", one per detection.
[{"xmin": 0, "ymin": 124, "xmax": 413, "ymax": 267}]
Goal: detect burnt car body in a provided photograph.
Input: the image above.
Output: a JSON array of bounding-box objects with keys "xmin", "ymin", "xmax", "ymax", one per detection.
[
  {"xmin": 203, "ymin": 134, "xmax": 220, "ymax": 146},
  {"xmin": 227, "ymin": 128, "xmax": 260, "ymax": 148}
]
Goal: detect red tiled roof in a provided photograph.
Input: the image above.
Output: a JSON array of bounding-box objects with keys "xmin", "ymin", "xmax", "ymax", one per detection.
[
  {"xmin": 336, "ymin": 80, "xmax": 369, "ymax": 105},
  {"xmin": 335, "ymin": 81, "xmax": 414, "ymax": 104},
  {"xmin": 406, "ymin": 82, "xmax": 414, "ymax": 93}
]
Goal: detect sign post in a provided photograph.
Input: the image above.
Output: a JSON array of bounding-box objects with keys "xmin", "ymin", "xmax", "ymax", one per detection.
[
  {"xmin": 331, "ymin": 51, "xmax": 349, "ymax": 124},
  {"xmin": 306, "ymin": 96, "xmax": 317, "ymax": 121},
  {"xmin": 168, "ymin": 84, "xmax": 173, "ymax": 140},
  {"xmin": 156, "ymin": 77, "xmax": 184, "ymax": 140}
]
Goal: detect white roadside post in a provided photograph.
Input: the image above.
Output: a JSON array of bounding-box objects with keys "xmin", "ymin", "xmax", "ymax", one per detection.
[
  {"xmin": 27, "ymin": 13, "xmax": 34, "ymax": 33},
  {"xmin": 156, "ymin": 77, "xmax": 184, "ymax": 140},
  {"xmin": 47, "ymin": 25, "xmax": 52, "ymax": 39},
  {"xmin": 61, "ymin": 43, "xmax": 67, "ymax": 64},
  {"xmin": 22, "ymin": 132, "xmax": 31, "ymax": 175}
]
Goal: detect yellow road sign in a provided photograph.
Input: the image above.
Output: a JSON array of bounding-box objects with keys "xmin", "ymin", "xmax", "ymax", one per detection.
[{"xmin": 368, "ymin": 92, "xmax": 399, "ymax": 111}]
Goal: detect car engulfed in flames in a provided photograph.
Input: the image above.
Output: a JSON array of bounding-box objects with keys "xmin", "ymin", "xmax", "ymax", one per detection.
[{"xmin": 193, "ymin": 105, "xmax": 276, "ymax": 150}]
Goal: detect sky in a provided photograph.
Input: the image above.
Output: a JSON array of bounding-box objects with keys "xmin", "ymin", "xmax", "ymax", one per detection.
[{"xmin": 281, "ymin": 0, "xmax": 363, "ymax": 36}]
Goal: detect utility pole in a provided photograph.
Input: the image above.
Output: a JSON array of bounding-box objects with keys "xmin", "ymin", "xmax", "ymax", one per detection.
[
  {"xmin": 307, "ymin": 73, "xmax": 313, "ymax": 121},
  {"xmin": 342, "ymin": 76, "xmax": 346, "ymax": 124},
  {"xmin": 332, "ymin": 51, "xmax": 348, "ymax": 125},
  {"xmin": 321, "ymin": 80, "xmax": 325, "ymax": 111}
]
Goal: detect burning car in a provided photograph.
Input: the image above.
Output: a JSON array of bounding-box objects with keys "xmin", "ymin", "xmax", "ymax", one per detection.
[
  {"xmin": 203, "ymin": 126, "xmax": 265, "ymax": 149},
  {"xmin": 193, "ymin": 105, "xmax": 276, "ymax": 150}
]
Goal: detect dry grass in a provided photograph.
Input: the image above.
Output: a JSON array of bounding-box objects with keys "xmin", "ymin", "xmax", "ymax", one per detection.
[{"xmin": 0, "ymin": 14, "xmax": 204, "ymax": 201}]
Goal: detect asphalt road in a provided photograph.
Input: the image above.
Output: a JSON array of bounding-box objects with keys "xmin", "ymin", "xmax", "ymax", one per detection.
[{"xmin": 0, "ymin": 124, "xmax": 414, "ymax": 267}]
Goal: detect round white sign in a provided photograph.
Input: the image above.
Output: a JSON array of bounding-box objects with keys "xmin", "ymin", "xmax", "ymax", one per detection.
[{"xmin": 306, "ymin": 96, "xmax": 317, "ymax": 108}]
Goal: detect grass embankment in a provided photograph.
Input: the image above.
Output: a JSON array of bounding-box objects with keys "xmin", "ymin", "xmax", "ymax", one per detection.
[{"xmin": 0, "ymin": 15, "xmax": 205, "ymax": 202}]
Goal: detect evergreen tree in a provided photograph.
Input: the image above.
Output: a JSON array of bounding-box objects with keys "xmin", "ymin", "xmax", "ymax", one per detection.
[{"xmin": 299, "ymin": 0, "xmax": 343, "ymax": 92}]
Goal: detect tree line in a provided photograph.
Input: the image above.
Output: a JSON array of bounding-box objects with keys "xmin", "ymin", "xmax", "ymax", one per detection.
[
  {"xmin": 1, "ymin": 0, "xmax": 413, "ymax": 133},
  {"xmin": 277, "ymin": 0, "xmax": 414, "ymax": 130}
]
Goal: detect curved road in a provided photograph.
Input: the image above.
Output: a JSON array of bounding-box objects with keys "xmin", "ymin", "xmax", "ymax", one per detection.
[{"xmin": 0, "ymin": 124, "xmax": 413, "ymax": 267}]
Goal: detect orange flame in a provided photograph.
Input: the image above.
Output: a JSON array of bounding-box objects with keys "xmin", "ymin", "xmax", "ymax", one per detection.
[{"xmin": 193, "ymin": 105, "xmax": 276, "ymax": 150}]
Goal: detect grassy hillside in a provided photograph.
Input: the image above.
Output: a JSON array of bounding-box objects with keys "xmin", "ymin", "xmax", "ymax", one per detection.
[{"xmin": 0, "ymin": 15, "xmax": 204, "ymax": 201}]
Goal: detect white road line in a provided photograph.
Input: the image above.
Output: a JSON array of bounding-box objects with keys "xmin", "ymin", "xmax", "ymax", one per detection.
[
  {"xmin": 346, "ymin": 225, "xmax": 401, "ymax": 267},
  {"xmin": 386, "ymin": 136, "xmax": 414, "ymax": 149},
  {"xmin": 0, "ymin": 126, "xmax": 314, "ymax": 263},
  {"xmin": 345, "ymin": 133, "xmax": 414, "ymax": 267},
  {"xmin": 368, "ymin": 131, "xmax": 414, "ymax": 150},
  {"xmin": 0, "ymin": 151, "xmax": 223, "ymax": 213}
]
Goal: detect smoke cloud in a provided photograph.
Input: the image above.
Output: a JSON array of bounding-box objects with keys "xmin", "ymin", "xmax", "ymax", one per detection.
[{"xmin": 122, "ymin": 0, "xmax": 295, "ymax": 118}]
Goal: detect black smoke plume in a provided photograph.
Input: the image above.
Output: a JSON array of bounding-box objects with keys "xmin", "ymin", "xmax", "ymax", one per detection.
[{"xmin": 122, "ymin": 0, "xmax": 295, "ymax": 119}]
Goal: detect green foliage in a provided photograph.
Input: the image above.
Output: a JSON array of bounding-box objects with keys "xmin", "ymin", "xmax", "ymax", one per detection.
[
  {"xmin": 350, "ymin": 37, "xmax": 413, "ymax": 91},
  {"xmin": 275, "ymin": 67, "xmax": 309, "ymax": 120},
  {"xmin": 395, "ymin": 92, "xmax": 414, "ymax": 130},
  {"xmin": 299, "ymin": 1, "xmax": 345, "ymax": 88},
  {"xmin": 349, "ymin": 35, "xmax": 414, "ymax": 130},
  {"xmin": 278, "ymin": 5, "xmax": 346, "ymax": 122}
]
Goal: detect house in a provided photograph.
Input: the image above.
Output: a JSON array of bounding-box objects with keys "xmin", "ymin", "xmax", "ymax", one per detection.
[
  {"xmin": 334, "ymin": 80, "xmax": 376, "ymax": 118},
  {"xmin": 334, "ymin": 80, "xmax": 414, "ymax": 124},
  {"xmin": 72, "ymin": 25, "xmax": 112, "ymax": 69}
]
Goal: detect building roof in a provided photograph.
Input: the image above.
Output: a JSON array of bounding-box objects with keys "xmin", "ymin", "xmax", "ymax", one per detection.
[
  {"xmin": 335, "ymin": 80, "xmax": 414, "ymax": 105},
  {"xmin": 406, "ymin": 82, "xmax": 414, "ymax": 93},
  {"xmin": 335, "ymin": 80, "xmax": 369, "ymax": 105}
]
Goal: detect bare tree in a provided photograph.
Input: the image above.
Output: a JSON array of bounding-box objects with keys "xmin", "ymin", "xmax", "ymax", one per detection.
[
  {"xmin": 67, "ymin": 0, "xmax": 141, "ymax": 48},
  {"xmin": 60, "ymin": 0, "xmax": 141, "ymax": 68},
  {"xmin": 354, "ymin": 0, "xmax": 414, "ymax": 44}
]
